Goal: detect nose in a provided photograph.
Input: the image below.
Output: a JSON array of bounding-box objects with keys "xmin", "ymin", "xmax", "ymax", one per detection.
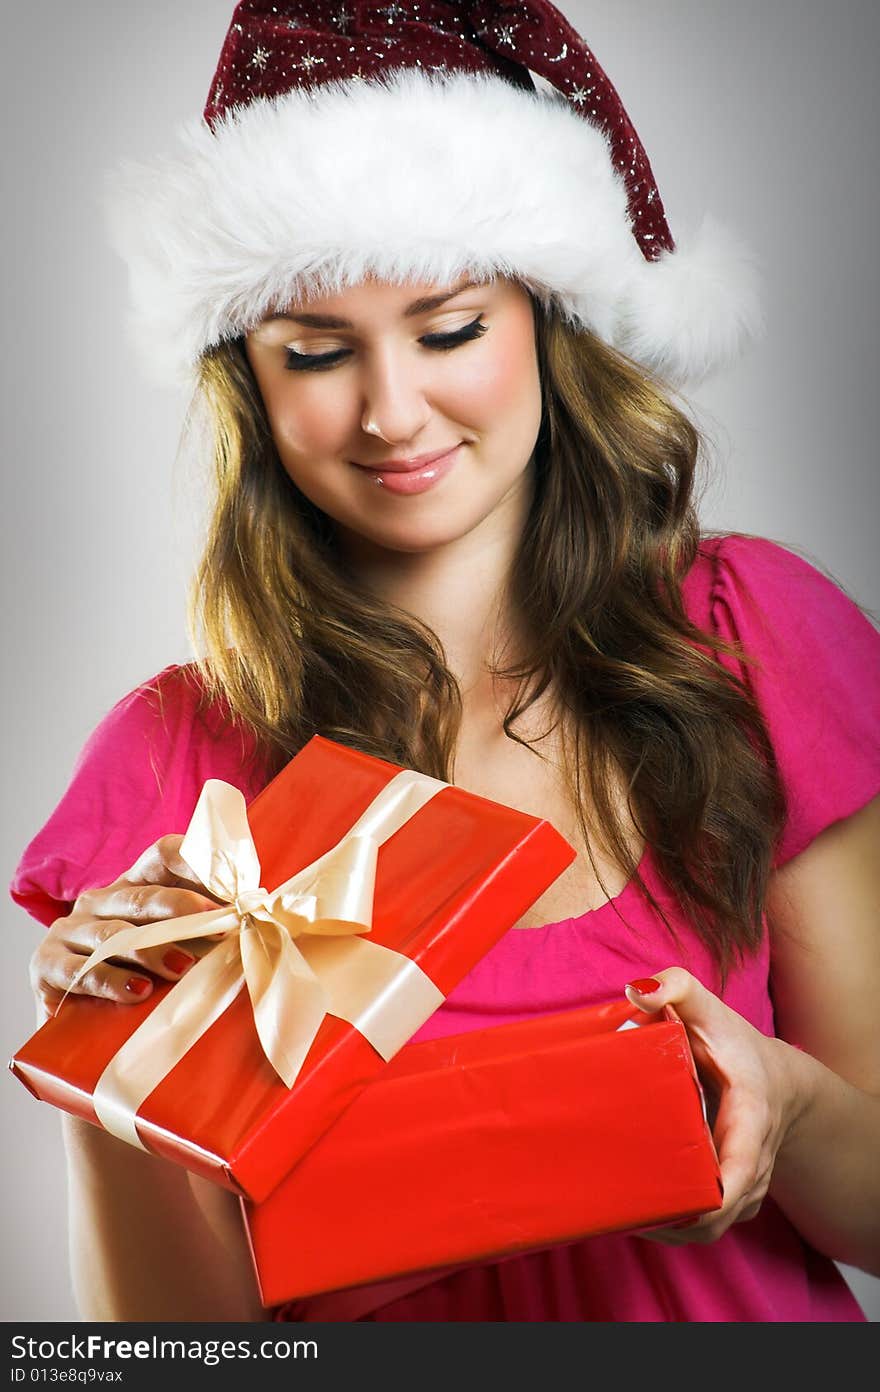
[{"xmin": 359, "ymin": 344, "xmax": 432, "ymax": 445}]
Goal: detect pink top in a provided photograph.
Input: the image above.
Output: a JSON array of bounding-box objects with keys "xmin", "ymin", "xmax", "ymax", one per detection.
[{"xmin": 11, "ymin": 535, "xmax": 880, "ymax": 1322}]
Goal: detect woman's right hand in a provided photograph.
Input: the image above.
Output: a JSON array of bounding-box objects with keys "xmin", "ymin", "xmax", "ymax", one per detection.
[{"xmin": 29, "ymin": 834, "xmax": 225, "ymax": 1023}]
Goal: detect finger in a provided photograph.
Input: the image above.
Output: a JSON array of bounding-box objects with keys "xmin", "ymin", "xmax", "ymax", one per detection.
[
  {"xmin": 33, "ymin": 946, "xmax": 158, "ymax": 1006},
  {"xmin": 639, "ymin": 1220, "xmax": 725, "ymax": 1247},
  {"xmin": 646, "ymin": 1190, "xmax": 763, "ymax": 1245},
  {"xmin": 710, "ymin": 1087, "xmax": 771, "ymax": 1214},
  {"xmin": 637, "ymin": 1227, "xmax": 700, "ymax": 1247},
  {"xmin": 639, "ymin": 1179, "xmax": 749, "ymax": 1244},
  {"xmin": 624, "ymin": 967, "xmax": 714, "ymax": 1016},
  {"xmin": 125, "ymin": 834, "xmax": 221, "ymax": 893},
  {"xmin": 623, "ymin": 976, "xmax": 665, "ymax": 1011},
  {"xmin": 642, "ymin": 1163, "xmax": 770, "ymax": 1246},
  {"xmin": 624, "ymin": 968, "xmax": 737, "ymax": 1094},
  {"xmin": 658, "ymin": 1089, "xmax": 771, "ymax": 1247},
  {"xmin": 42, "ymin": 919, "xmax": 199, "ymax": 984},
  {"xmin": 77, "ymin": 882, "xmax": 223, "ymax": 925}
]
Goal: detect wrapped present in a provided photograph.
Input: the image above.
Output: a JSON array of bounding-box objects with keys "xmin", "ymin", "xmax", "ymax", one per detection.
[
  {"xmin": 10, "ymin": 735, "xmax": 575, "ymax": 1202},
  {"xmin": 243, "ymin": 998, "xmax": 723, "ymax": 1307}
]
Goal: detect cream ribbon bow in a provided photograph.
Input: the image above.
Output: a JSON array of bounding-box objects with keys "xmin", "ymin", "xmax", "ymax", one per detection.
[{"xmin": 65, "ymin": 772, "xmax": 447, "ymax": 1150}]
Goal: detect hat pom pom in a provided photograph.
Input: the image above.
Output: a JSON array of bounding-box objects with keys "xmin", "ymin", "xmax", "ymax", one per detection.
[{"xmin": 619, "ymin": 215, "xmax": 764, "ymax": 385}]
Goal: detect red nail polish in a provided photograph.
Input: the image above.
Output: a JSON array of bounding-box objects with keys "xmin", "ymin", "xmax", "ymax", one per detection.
[
  {"xmin": 627, "ymin": 977, "xmax": 662, "ymax": 995},
  {"xmin": 125, "ymin": 977, "xmax": 151, "ymax": 997},
  {"xmin": 163, "ymin": 949, "xmax": 195, "ymax": 975}
]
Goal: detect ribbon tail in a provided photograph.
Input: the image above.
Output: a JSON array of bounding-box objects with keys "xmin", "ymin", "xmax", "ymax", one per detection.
[
  {"xmin": 298, "ymin": 935, "xmax": 444, "ymax": 1061},
  {"xmin": 240, "ymin": 921, "xmax": 329, "ymax": 1088},
  {"xmin": 92, "ymin": 937, "xmax": 245, "ymax": 1149}
]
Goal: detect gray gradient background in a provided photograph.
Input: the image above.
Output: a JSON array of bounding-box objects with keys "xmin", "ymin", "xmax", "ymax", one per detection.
[{"xmin": 2, "ymin": 0, "xmax": 878, "ymax": 1323}]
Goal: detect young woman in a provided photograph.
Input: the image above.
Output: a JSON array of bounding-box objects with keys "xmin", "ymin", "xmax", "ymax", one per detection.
[{"xmin": 12, "ymin": 1, "xmax": 880, "ymax": 1322}]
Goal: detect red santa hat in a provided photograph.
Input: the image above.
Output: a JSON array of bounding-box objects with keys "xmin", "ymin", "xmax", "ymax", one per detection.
[{"xmin": 107, "ymin": 1, "xmax": 762, "ymax": 386}]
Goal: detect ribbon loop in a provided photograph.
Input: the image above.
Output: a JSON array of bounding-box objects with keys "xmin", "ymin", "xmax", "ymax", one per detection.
[{"xmin": 180, "ymin": 779, "xmax": 262, "ymax": 901}]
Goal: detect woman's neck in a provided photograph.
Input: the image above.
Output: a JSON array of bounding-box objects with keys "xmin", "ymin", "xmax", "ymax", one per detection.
[{"xmin": 337, "ymin": 479, "xmax": 532, "ymax": 712}]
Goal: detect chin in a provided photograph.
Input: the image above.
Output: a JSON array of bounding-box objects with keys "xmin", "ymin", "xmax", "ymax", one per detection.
[{"xmin": 365, "ymin": 521, "xmax": 474, "ymax": 554}]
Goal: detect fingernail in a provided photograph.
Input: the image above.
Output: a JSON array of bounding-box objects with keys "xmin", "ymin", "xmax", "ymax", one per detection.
[
  {"xmin": 163, "ymin": 949, "xmax": 195, "ymax": 975},
  {"xmin": 125, "ymin": 977, "xmax": 151, "ymax": 997},
  {"xmin": 626, "ymin": 977, "xmax": 662, "ymax": 995}
]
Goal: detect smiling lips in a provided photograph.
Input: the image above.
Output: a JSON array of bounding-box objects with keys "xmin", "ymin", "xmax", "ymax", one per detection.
[
  {"xmin": 355, "ymin": 445, "xmax": 459, "ymax": 473},
  {"xmin": 353, "ymin": 444, "xmax": 462, "ymax": 495}
]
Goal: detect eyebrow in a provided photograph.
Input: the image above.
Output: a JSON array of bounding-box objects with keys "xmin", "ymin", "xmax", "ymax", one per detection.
[{"xmin": 262, "ymin": 279, "xmax": 488, "ymax": 328}]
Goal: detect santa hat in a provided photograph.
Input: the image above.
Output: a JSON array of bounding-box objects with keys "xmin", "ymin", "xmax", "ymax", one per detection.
[{"xmin": 107, "ymin": 1, "xmax": 762, "ymax": 387}]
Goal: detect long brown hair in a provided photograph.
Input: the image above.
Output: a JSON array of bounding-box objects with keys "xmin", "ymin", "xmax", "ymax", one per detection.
[{"xmin": 186, "ymin": 294, "xmax": 787, "ymax": 975}]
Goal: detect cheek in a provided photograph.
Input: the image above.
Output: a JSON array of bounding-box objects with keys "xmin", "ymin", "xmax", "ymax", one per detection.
[
  {"xmin": 268, "ymin": 386, "xmax": 353, "ymax": 459},
  {"xmin": 454, "ymin": 327, "xmax": 541, "ymax": 438},
  {"xmin": 258, "ymin": 379, "xmax": 363, "ymax": 521}
]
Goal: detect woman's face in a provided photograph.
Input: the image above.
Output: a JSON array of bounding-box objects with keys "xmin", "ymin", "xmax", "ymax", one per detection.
[{"xmin": 244, "ymin": 275, "xmax": 543, "ymax": 555}]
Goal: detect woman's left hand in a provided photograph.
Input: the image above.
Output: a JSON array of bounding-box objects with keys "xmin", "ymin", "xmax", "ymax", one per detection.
[{"xmin": 624, "ymin": 967, "xmax": 806, "ymax": 1245}]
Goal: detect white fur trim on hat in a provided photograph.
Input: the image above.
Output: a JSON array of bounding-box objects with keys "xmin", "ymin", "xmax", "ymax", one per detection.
[{"xmin": 105, "ymin": 67, "xmax": 761, "ymax": 387}]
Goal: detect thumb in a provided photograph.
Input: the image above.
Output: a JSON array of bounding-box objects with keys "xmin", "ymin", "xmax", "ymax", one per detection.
[
  {"xmin": 624, "ymin": 968, "xmax": 733, "ymax": 1095},
  {"xmin": 624, "ymin": 974, "xmax": 667, "ymax": 1013},
  {"xmin": 623, "ymin": 974, "xmax": 731, "ymax": 1146},
  {"xmin": 624, "ymin": 966, "xmax": 719, "ymax": 1019}
]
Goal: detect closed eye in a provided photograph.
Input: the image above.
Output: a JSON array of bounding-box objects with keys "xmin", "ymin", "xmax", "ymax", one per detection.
[{"xmin": 283, "ymin": 315, "xmax": 489, "ymax": 372}]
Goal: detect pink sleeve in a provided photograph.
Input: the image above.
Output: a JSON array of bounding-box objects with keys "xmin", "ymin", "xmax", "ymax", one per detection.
[
  {"xmin": 688, "ymin": 535, "xmax": 880, "ymax": 868},
  {"xmin": 9, "ymin": 665, "xmax": 262, "ymax": 927}
]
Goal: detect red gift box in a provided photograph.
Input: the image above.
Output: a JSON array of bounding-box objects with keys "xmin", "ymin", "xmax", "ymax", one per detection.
[
  {"xmin": 10, "ymin": 735, "xmax": 575, "ymax": 1202},
  {"xmin": 243, "ymin": 999, "xmax": 723, "ymax": 1307}
]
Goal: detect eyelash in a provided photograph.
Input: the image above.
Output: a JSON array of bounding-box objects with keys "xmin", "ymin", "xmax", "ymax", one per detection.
[{"xmin": 282, "ymin": 315, "xmax": 489, "ymax": 372}]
